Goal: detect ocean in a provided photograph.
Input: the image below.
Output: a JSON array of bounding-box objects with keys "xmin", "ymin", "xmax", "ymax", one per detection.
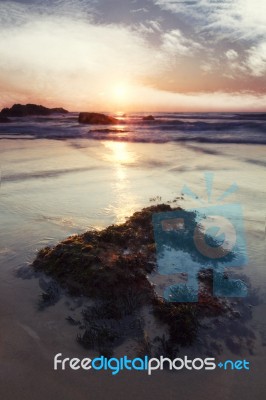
[{"xmin": 0, "ymin": 112, "xmax": 266, "ymax": 144}]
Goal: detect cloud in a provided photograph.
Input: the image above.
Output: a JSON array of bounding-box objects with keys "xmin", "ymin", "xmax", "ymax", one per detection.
[
  {"xmin": 135, "ymin": 19, "xmax": 162, "ymax": 34},
  {"xmin": 0, "ymin": 19, "xmax": 154, "ymax": 75},
  {"xmin": 154, "ymin": 0, "xmax": 266, "ymax": 41},
  {"xmin": 161, "ymin": 29, "xmax": 202, "ymax": 56},
  {"xmin": 200, "ymin": 63, "xmax": 213, "ymax": 73},
  {"xmin": 223, "ymin": 49, "xmax": 247, "ymax": 78},
  {"xmin": 130, "ymin": 8, "xmax": 149, "ymax": 13},
  {"xmin": 153, "ymin": 0, "xmax": 266, "ymax": 82},
  {"xmin": 149, "ymin": 20, "xmax": 162, "ymax": 32},
  {"xmin": 0, "ymin": 0, "xmax": 96, "ymax": 24},
  {"xmin": 153, "ymin": 0, "xmax": 187, "ymax": 14},
  {"xmin": 0, "ymin": 5, "xmax": 166, "ymax": 109},
  {"xmin": 225, "ymin": 49, "xmax": 238, "ymax": 61},
  {"xmin": 245, "ymin": 42, "xmax": 266, "ymax": 77}
]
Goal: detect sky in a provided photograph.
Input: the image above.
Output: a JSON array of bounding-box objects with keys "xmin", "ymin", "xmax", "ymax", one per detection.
[{"xmin": 0, "ymin": 0, "xmax": 266, "ymax": 112}]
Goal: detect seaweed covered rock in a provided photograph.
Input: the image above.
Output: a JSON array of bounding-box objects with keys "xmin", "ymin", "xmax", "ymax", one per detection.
[
  {"xmin": 33, "ymin": 204, "xmax": 172, "ymax": 298},
  {"xmin": 32, "ymin": 204, "xmax": 239, "ymax": 356}
]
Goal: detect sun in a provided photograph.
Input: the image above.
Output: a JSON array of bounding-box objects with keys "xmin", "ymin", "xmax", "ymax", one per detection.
[{"xmin": 113, "ymin": 84, "xmax": 128, "ymax": 100}]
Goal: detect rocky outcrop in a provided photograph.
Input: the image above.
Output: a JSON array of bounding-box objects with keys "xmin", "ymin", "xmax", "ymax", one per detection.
[
  {"xmin": 143, "ymin": 115, "xmax": 155, "ymax": 121},
  {"xmin": 32, "ymin": 204, "xmax": 241, "ymax": 357},
  {"xmin": 0, "ymin": 116, "xmax": 10, "ymax": 123},
  {"xmin": 1, "ymin": 104, "xmax": 68, "ymax": 117},
  {"xmin": 79, "ymin": 112, "xmax": 119, "ymax": 125}
]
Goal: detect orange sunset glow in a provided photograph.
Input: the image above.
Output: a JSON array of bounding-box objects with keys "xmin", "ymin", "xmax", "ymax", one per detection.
[{"xmin": 0, "ymin": 0, "xmax": 265, "ymax": 112}]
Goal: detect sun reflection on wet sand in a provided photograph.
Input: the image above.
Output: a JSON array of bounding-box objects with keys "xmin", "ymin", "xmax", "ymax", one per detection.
[
  {"xmin": 102, "ymin": 141, "xmax": 139, "ymax": 223},
  {"xmin": 103, "ymin": 141, "xmax": 136, "ymax": 165}
]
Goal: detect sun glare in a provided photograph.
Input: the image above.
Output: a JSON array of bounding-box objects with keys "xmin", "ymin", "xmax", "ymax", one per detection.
[
  {"xmin": 113, "ymin": 84, "xmax": 127, "ymax": 100},
  {"xmin": 104, "ymin": 141, "xmax": 135, "ymax": 164}
]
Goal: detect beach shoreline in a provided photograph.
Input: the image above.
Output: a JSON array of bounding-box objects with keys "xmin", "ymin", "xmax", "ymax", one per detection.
[{"xmin": 0, "ymin": 136, "xmax": 265, "ymax": 399}]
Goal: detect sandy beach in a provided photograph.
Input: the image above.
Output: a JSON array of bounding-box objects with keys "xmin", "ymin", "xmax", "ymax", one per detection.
[{"xmin": 0, "ymin": 133, "xmax": 265, "ymax": 399}]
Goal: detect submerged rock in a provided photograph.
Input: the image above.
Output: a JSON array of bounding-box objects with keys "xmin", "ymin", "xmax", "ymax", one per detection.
[
  {"xmin": 1, "ymin": 103, "xmax": 68, "ymax": 117},
  {"xmin": 143, "ymin": 115, "xmax": 155, "ymax": 121},
  {"xmin": 38, "ymin": 278, "xmax": 61, "ymax": 310},
  {"xmin": 78, "ymin": 112, "xmax": 119, "ymax": 125}
]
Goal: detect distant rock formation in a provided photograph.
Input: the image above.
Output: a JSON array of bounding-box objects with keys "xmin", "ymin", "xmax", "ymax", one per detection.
[
  {"xmin": 0, "ymin": 116, "xmax": 10, "ymax": 123},
  {"xmin": 143, "ymin": 115, "xmax": 155, "ymax": 121},
  {"xmin": 1, "ymin": 104, "xmax": 68, "ymax": 117},
  {"xmin": 79, "ymin": 112, "xmax": 119, "ymax": 125}
]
